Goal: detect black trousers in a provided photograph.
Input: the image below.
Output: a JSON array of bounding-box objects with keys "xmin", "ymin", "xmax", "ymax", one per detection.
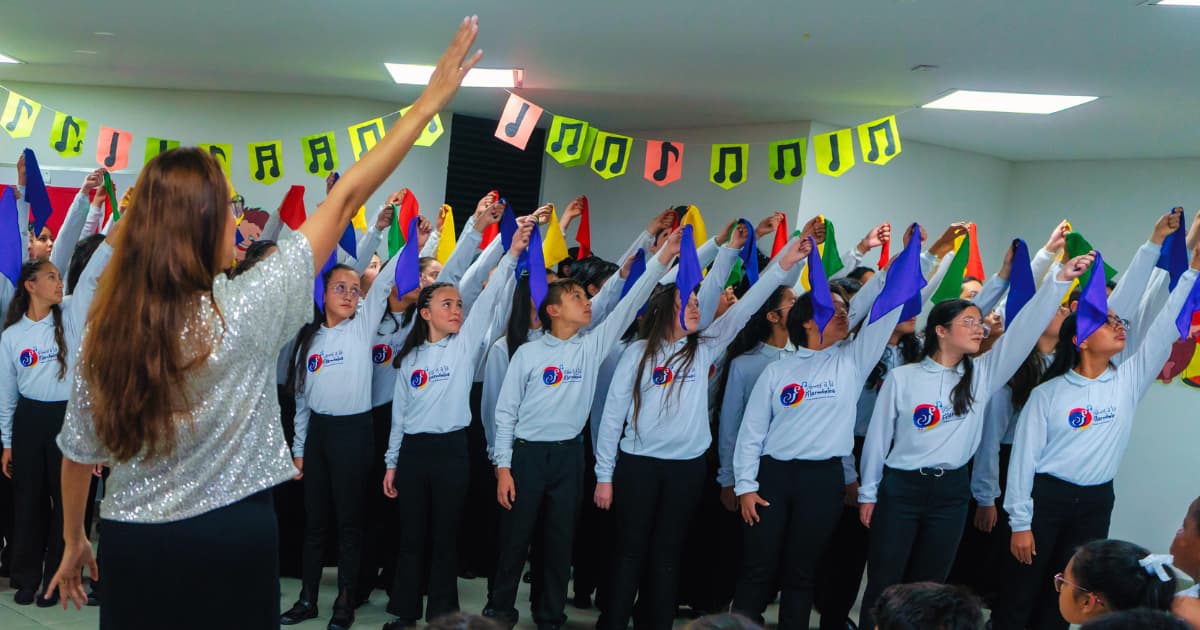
[
  {"xmin": 0, "ymin": 430, "xmax": 13, "ymax": 581},
  {"xmin": 361, "ymin": 402, "xmax": 400, "ymax": 594},
  {"xmin": 599, "ymin": 453, "xmax": 706, "ymax": 630},
  {"xmin": 100, "ymin": 489, "xmax": 279, "ymax": 629},
  {"xmin": 387, "ymin": 428, "xmax": 470, "ymax": 622},
  {"xmin": 11, "ymin": 397, "xmax": 67, "ymax": 593},
  {"xmin": 859, "ymin": 465, "xmax": 970, "ymax": 630},
  {"xmin": 274, "ymin": 385, "xmax": 305, "ymax": 579},
  {"xmin": 732, "ymin": 456, "xmax": 845, "ymax": 630},
  {"xmin": 300, "ymin": 411, "xmax": 373, "ymax": 597},
  {"xmin": 813, "ymin": 436, "xmax": 868, "ymax": 630},
  {"xmin": 489, "ymin": 437, "xmax": 585, "ymax": 627},
  {"xmin": 991, "ymin": 474, "xmax": 1114, "ymax": 630},
  {"xmin": 678, "ymin": 448, "xmax": 739, "ymax": 616},
  {"xmin": 948, "ymin": 444, "xmax": 1013, "ymax": 605},
  {"xmin": 460, "ymin": 382, "xmax": 498, "ymax": 580},
  {"xmin": 572, "ymin": 428, "xmax": 613, "ymax": 611}
]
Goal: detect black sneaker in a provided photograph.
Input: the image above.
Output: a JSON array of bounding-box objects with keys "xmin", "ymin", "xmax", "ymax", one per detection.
[
  {"xmin": 329, "ymin": 600, "xmax": 355, "ymax": 630},
  {"xmin": 13, "ymin": 588, "xmax": 35, "ymax": 605},
  {"xmin": 280, "ymin": 600, "xmax": 319, "ymax": 625},
  {"xmin": 35, "ymin": 589, "xmax": 59, "ymax": 608},
  {"xmin": 482, "ymin": 607, "xmax": 519, "ymax": 629},
  {"xmin": 381, "ymin": 619, "xmax": 417, "ymax": 630}
]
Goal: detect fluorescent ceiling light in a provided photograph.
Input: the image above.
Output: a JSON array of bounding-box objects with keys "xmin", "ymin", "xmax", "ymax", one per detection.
[
  {"xmin": 922, "ymin": 89, "xmax": 1097, "ymax": 114},
  {"xmin": 1154, "ymin": 1, "xmax": 1200, "ymax": 6},
  {"xmin": 0, "ymin": 53, "xmax": 21, "ymax": 64},
  {"xmin": 384, "ymin": 63, "xmax": 523, "ymax": 88}
]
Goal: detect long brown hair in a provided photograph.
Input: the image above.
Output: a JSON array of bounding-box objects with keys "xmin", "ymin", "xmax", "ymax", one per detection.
[
  {"xmin": 3, "ymin": 260, "xmax": 68, "ymax": 380},
  {"xmin": 630, "ymin": 283, "xmax": 700, "ymax": 435},
  {"xmin": 80, "ymin": 148, "xmax": 231, "ymax": 462}
]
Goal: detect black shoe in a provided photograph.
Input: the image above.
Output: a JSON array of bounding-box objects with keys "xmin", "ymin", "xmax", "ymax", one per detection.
[
  {"xmin": 482, "ymin": 607, "xmax": 519, "ymax": 629},
  {"xmin": 382, "ymin": 619, "xmax": 417, "ymax": 630},
  {"xmin": 329, "ymin": 589, "xmax": 355, "ymax": 630},
  {"xmin": 35, "ymin": 589, "xmax": 59, "ymax": 608},
  {"xmin": 281, "ymin": 600, "xmax": 319, "ymax": 625},
  {"xmin": 355, "ymin": 591, "xmax": 371, "ymax": 608},
  {"xmin": 13, "ymin": 588, "xmax": 35, "ymax": 605},
  {"xmin": 572, "ymin": 593, "xmax": 592, "ymax": 609},
  {"xmin": 845, "ymin": 619, "xmax": 859, "ymax": 630},
  {"xmin": 522, "ymin": 571, "xmax": 533, "ymax": 584},
  {"xmin": 87, "ymin": 580, "xmax": 101, "ymax": 607}
]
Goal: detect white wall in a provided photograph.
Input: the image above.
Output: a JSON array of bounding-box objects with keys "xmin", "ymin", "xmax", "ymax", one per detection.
[
  {"xmin": 0, "ymin": 81, "xmax": 451, "ymax": 222},
  {"xmin": 1008, "ymin": 159, "xmax": 1200, "ymax": 552}
]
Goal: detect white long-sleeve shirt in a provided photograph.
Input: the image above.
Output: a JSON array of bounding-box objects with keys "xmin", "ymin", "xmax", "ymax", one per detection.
[
  {"xmin": 292, "ymin": 251, "xmax": 400, "ymax": 457},
  {"xmin": 595, "ymin": 263, "xmax": 792, "ymax": 482},
  {"xmin": 716, "ymin": 342, "xmax": 796, "ymax": 487},
  {"xmin": 384, "ymin": 254, "xmax": 517, "ymax": 466},
  {"xmin": 1005, "ymin": 268, "xmax": 1198, "ymax": 532},
  {"xmin": 858, "ymin": 272, "xmax": 1073, "ymax": 504},
  {"xmin": 492, "ymin": 256, "xmax": 669, "ymax": 468},
  {"xmin": 49, "ymin": 192, "xmax": 92, "ymax": 275},
  {"xmin": 733, "ymin": 291, "xmax": 904, "ymax": 495},
  {"xmin": 0, "ymin": 242, "xmax": 112, "ymax": 445}
]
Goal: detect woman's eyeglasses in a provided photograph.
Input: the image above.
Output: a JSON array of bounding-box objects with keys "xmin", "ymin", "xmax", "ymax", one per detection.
[
  {"xmin": 330, "ymin": 283, "xmax": 361, "ymax": 299},
  {"xmin": 955, "ymin": 317, "xmax": 991, "ymax": 338},
  {"xmin": 1053, "ymin": 572, "xmax": 1092, "ymax": 595},
  {"xmin": 1107, "ymin": 315, "xmax": 1131, "ymax": 331}
]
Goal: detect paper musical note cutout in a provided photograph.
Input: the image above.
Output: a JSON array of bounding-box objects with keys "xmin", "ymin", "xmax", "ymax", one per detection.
[
  {"xmin": 301, "ymin": 131, "xmax": 339, "ymax": 178},
  {"xmin": 400, "ymin": 106, "xmax": 445, "ymax": 147},
  {"xmin": 247, "ymin": 140, "xmax": 284, "ymax": 184},
  {"xmin": 709, "ymin": 144, "xmax": 749, "ymax": 190},
  {"xmin": 545, "ymin": 116, "xmax": 596, "ymax": 166},
  {"xmin": 198, "ymin": 143, "xmax": 233, "ymax": 177},
  {"xmin": 643, "ymin": 140, "xmax": 684, "ymax": 186},
  {"xmin": 50, "ymin": 112, "xmax": 87, "ymax": 158},
  {"xmin": 589, "ymin": 131, "xmax": 633, "ymax": 179},
  {"xmin": 144, "ymin": 137, "xmax": 180, "ymax": 166},
  {"xmin": 857, "ymin": 115, "xmax": 902, "ymax": 165},
  {"xmin": 95, "ymin": 126, "xmax": 132, "ymax": 171},
  {"xmin": 1, "ymin": 91, "xmax": 41, "ymax": 139},
  {"xmin": 494, "ymin": 94, "xmax": 543, "ymax": 150},
  {"xmin": 348, "ymin": 118, "xmax": 385, "ymax": 161},
  {"xmin": 813, "ymin": 129, "xmax": 855, "ymax": 177},
  {"xmin": 768, "ymin": 137, "xmax": 806, "ymax": 185}
]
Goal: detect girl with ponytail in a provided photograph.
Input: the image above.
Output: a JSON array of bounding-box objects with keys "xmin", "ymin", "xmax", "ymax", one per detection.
[{"xmin": 856, "ymin": 247, "xmax": 1095, "ymax": 629}]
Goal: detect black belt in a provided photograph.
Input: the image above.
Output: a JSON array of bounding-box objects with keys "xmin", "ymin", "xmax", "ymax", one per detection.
[
  {"xmin": 885, "ymin": 464, "xmax": 967, "ymax": 479},
  {"xmin": 515, "ymin": 433, "xmax": 584, "ymax": 446}
]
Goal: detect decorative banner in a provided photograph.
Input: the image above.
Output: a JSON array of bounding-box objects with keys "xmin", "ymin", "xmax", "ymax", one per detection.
[
  {"xmin": 247, "ymin": 140, "xmax": 284, "ymax": 185},
  {"xmin": 300, "ymin": 131, "xmax": 338, "ymax": 179},
  {"xmin": 198, "ymin": 143, "xmax": 233, "ymax": 177},
  {"xmin": 813, "ymin": 128, "xmax": 855, "ymax": 177},
  {"xmin": 49, "ymin": 112, "xmax": 87, "ymax": 158},
  {"xmin": 1, "ymin": 90, "xmax": 41, "ymax": 139},
  {"xmin": 348, "ymin": 117, "xmax": 385, "ymax": 161},
  {"xmin": 710, "ymin": 144, "xmax": 749, "ymax": 190},
  {"xmin": 144, "ymin": 137, "xmax": 180, "ymax": 165},
  {"xmin": 399, "ymin": 106, "xmax": 444, "ymax": 147},
  {"xmin": 643, "ymin": 140, "xmax": 683, "ymax": 186},
  {"xmin": 590, "ymin": 131, "xmax": 633, "ymax": 179},
  {"xmin": 95, "ymin": 126, "xmax": 132, "ymax": 171},
  {"xmin": 494, "ymin": 93, "xmax": 542, "ymax": 150},
  {"xmin": 769, "ymin": 137, "xmax": 805, "ymax": 184},
  {"xmin": 857, "ymin": 115, "xmax": 902, "ymax": 165},
  {"xmin": 545, "ymin": 115, "xmax": 593, "ymax": 166}
]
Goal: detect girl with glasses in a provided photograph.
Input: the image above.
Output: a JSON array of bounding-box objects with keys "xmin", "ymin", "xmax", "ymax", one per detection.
[
  {"xmin": 1054, "ymin": 539, "xmax": 1179, "ymax": 626},
  {"xmin": 994, "ymin": 243, "xmax": 1200, "ymax": 630},
  {"xmin": 856, "ymin": 248, "xmax": 1096, "ymax": 629}
]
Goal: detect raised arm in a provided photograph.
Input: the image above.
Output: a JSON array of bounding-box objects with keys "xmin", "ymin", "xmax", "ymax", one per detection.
[
  {"xmin": 703, "ymin": 237, "xmax": 809, "ymax": 349},
  {"xmin": 698, "ymin": 243, "xmax": 740, "ymax": 329},
  {"xmin": 51, "ymin": 170, "xmax": 104, "ymax": 273},
  {"xmin": 587, "ymin": 230, "xmax": 681, "ymax": 356},
  {"xmin": 349, "ymin": 205, "xmax": 391, "ymax": 275},
  {"xmin": 299, "ymin": 17, "xmax": 481, "ymax": 270},
  {"xmin": 1122, "ymin": 263, "xmax": 1200, "ymax": 400},
  {"xmin": 459, "ymin": 220, "xmax": 527, "ymax": 356}
]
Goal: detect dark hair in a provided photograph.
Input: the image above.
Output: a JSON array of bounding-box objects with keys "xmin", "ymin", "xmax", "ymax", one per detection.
[
  {"xmin": 630, "ymin": 283, "xmax": 700, "ymax": 435},
  {"xmin": 866, "ymin": 330, "xmax": 922, "ymax": 391},
  {"xmin": 1069, "ymin": 279, "xmax": 1119, "ymax": 307},
  {"xmin": 830, "ymin": 277, "xmax": 863, "ymax": 295},
  {"xmin": 570, "ymin": 256, "xmax": 618, "ymax": 296},
  {"xmin": 1009, "ymin": 346, "xmax": 1050, "ymax": 408},
  {"xmin": 66, "ymin": 234, "xmax": 105, "ymax": 295},
  {"xmin": 1043, "ymin": 313, "xmax": 1081, "ymax": 384},
  {"xmin": 962, "ymin": 275, "xmax": 984, "ymax": 286},
  {"xmin": 1071, "ymin": 539, "xmax": 1178, "ymax": 612},
  {"xmin": 506, "ymin": 276, "xmax": 536, "ymax": 358},
  {"xmin": 426, "ymin": 612, "xmax": 502, "ymax": 630},
  {"xmin": 394, "ymin": 282, "xmax": 456, "ymax": 366},
  {"xmin": 682, "ymin": 613, "xmax": 762, "ymax": 630},
  {"xmin": 228, "ymin": 239, "xmax": 277, "ymax": 279},
  {"xmin": 786, "ymin": 285, "xmax": 850, "ymax": 349},
  {"xmin": 847, "ymin": 266, "xmax": 875, "ymax": 283},
  {"xmin": 288, "ymin": 263, "xmax": 356, "ymax": 394},
  {"xmin": 922, "ymin": 299, "xmax": 980, "ymax": 417},
  {"xmin": 4, "ymin": 260, "xmax": 68, "ymax": 380},
  {"xmin": 537, "ymin": 278, "xmax": 587, "ymax": 333},
  {"xmin": 1080, "ymin": 609, "xmax": 1191, "ymax": 630},
  {"xmin": 714, "ymin": 285, "xmax": 791, "ymax": 422},
  {"xmin": 400, "ymin": 256, "xmax": 441, "ymax": 327},
  {"xmin": 871, "ymin": 582, "xmax": 983, "ymax": 630}
]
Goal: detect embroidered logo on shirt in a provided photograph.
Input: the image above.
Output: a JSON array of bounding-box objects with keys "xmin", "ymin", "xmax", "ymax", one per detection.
[
  {"xmin": 372, "ymin": 344, "xmax": 394, "ymax": 365},
  {"xmin": 543, "ymin": 366, "xmax": 564, "ymax": 386},
  {"xmin": 1067, "ymin": 407, "xmax": 1093, "ymax": 430},
  {"xmin": 18, "ymin": 348, "xmax": 38, "ymax": 368},
  {"xmin": 913, "ymin": 403, "xmax": 942, "ymax": 430},
  {"xmin": 306, "ymin": 353, "xmax": 323, "ymax": 373},
  {"xmin": 410, "ymin": 369, "xmax": 429, "ymax": 388},
  {"xmin": 652, "ymin": 366, "xmax": 674, "ymax": 386},
  {"xmin": 780, "ymin": 383, "xmax": 805, "ymax": 407}
]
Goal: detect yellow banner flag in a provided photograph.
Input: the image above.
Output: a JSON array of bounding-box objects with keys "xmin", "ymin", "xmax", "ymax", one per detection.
[
  {"xmin": 1, "ymin": 90, "xmax": 41, "ymax": 138},
  {"xmin": 436, "ymin": 205, "xmax": 456, "ymax": 264},
  {"xmin": 857, "ymin": 115, "xmax": 902, "ymax": 165},
  {"xmin": 348, "ymin": 117, "xmax": 385, "ymax": 161},
  {"xmin": 400, "ymin": 106, "xmax": 445, "ymax": 147},
  {"xmin": 680, "ymin": 205, "xmax": 708, "ymax": 245},
  {"xmin": 813, "ymin": 129, "xmax": 855, "ymax": 177},
  {"xmin": 543, "ymin": 208, "xmax": 571, "ymax": 267},
  {"xmin": 49, "ymin": 112, "xmax": 87, "ymax": 157}
]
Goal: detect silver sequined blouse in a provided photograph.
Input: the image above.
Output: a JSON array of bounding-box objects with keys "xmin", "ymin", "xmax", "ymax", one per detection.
[{"xmin": 57, "ymin": 232, "xmax": 315, "ymax": 523}]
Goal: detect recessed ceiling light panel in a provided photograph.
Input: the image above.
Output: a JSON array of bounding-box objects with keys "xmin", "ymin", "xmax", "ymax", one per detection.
[
  {"xmin": 384, "ymin": 63, "xmax": 524, "ymax": 88},
  {"xmin": 0, "ymin": 52, "xmax": 21, "ymax": 64},
  {"xmin": 922, "ymin": 89, "xmax": 1098, "ymax": 114}
]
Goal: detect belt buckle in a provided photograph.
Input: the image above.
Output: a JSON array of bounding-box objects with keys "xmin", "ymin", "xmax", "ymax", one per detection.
[{"xmin": 920, "ymin": 466, "xmax": 946, "ymax": 478}]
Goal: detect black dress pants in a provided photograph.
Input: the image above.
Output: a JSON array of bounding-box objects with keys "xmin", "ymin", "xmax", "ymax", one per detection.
[{"xmin": 11, "ymin": 397, "xmax": 66, "ymax": 594}]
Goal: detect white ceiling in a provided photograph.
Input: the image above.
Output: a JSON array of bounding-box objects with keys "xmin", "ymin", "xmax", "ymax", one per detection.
[{"xmin": 1, "ymin": 0, "xmax": 1197, "ymax": 161}]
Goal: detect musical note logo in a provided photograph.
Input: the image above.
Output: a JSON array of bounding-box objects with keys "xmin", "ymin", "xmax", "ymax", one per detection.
[
  {"xmin": 102, "ymin": 134, "xmax": 120, "ymax": 168},
  {"xmin": 590, "ymin": 134, "xmax": 631, "ymax": 179},
  {"xmin": 711, "ymin": 145, "xmax": 747, "ymax": 189},
  {"xmin": 504, "ymin": 103, "xmax": 529, "ymax": 137},
  {"xmin": 858, "ymin": 116, "xmax": 902, "ymax": 165},
  {"xmin": 4, "ymin": 99, "xmax": 33, "ymax": 133},
  {"xmin": 770, "ymin": 139, "xmax": 805, "ymax": 183},
  {"xmin": 653, "ymin": 142, "xmax": 680, "ymax": 181},
  {"xmin": 551, "ymin": 121, "xmax": 584, "ymax": 155}
]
